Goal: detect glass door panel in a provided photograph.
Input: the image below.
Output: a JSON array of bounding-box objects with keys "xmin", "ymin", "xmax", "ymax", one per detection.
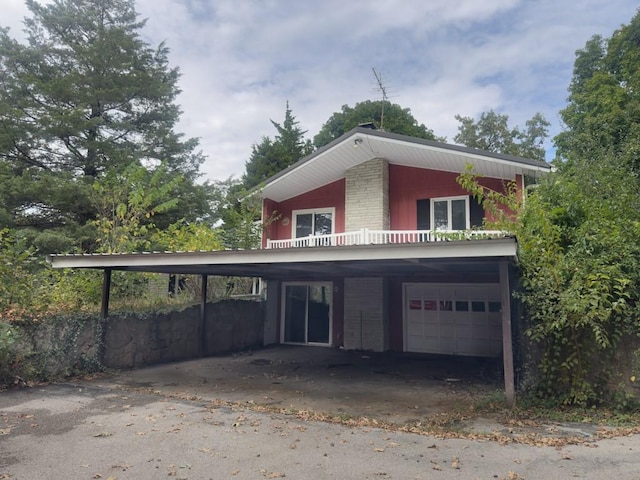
[
  {"xmin": 284, "ymin": 285, "xmax": 307, "ymax": 343},
  {"xmin": 307, "ymin": 285, "xmax": 331, "ymax": 343},
  {"xmin": 283, "ymin": 283, "xmax": 331, "ymax": 345}
]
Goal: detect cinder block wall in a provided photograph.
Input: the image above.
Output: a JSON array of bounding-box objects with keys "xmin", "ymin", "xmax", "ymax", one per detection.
[
  {"xmin": 343, "ymin": 277, "xmax": 388, "ymax": 351},
  {"xmin": 104, "ymin": 299, "xmax": 264, "ymax": 369},
  {"xmin": 345, "ymin": 157, "xmax": 389, "ymax": 231}
]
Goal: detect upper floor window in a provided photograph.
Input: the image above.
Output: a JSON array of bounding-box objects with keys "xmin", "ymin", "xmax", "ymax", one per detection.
[
  {"xmin": 433, "ymin": 196, "xmax": 469, "ymax": 230},
  {"xmin": 293, "ymin": 208, "xmax": 334, "ymax": 238},
  {"xmin": 417, "ymin": 196, "xmax": 484, "ymax": 231}
]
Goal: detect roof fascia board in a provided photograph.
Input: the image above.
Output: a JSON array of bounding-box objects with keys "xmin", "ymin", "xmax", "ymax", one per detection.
[{"xmin": 48, "ymin": 238, "xmax": 517, "ymax": 270}]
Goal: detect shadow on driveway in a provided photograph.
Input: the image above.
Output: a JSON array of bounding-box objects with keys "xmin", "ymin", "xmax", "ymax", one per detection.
[{"xmin": 85, "ymin": 345, "xmax": 504, "ymax": 425}]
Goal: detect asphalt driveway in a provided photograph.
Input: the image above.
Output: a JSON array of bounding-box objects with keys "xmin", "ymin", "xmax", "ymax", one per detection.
[{"xmin": 2, "ymin": 346, "xmax": 640, "ymax": 479}]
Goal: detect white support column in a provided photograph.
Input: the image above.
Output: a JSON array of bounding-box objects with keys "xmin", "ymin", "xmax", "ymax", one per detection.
[{"xmin": 499, "ymin": 261, "xmax": 515, "ymax": 408}]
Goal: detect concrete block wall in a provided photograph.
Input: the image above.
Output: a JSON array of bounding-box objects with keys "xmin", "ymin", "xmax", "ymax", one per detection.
[
  {"xmin": 104, "ymin": 299, "xmax": 264, "ymax": 369},
  {"xmin": 343, "ymin": 277, "xmax": 388, "ymax": 351},
  {"xmin": 345, "ymin": 157, "xmax": 389, "ymax": 231}
]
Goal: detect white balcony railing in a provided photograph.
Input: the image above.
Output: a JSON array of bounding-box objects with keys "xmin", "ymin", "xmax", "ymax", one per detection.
[{"xmin": 265, "ymin": 228, "xmax": 509, "ymax": 249}]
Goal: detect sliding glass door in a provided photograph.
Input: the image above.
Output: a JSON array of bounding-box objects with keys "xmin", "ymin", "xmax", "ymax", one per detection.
[{"xmin": 282, "ymin": 283, "xmax": 332, "ymax": 345}]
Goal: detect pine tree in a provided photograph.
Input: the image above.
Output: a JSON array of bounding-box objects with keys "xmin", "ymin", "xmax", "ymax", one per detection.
[
  {"xmin": 242, "ymin": 102, "xmax": 312, "ymax": 190},
  {"xmin": 0, "ymin": 0, "xmax": 210, "ymax": 252}
]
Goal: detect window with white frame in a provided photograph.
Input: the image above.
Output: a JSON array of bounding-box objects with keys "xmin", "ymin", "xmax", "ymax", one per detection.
[
  {"xmin": 292, "ymin": 208, "xmax": 335, "ymax": 239},
  {"xmin": 432, "ymin": 196, "xmax": 469, "ymax": 231}
]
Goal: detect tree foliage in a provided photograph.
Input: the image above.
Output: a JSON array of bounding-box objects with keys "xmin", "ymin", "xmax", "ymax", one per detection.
[
  {"xmin": 459, "ymin": 158, "xmax": 640, "ymax": 406},
  {"xmin": 555, "ymin": 9, "xmax": 640, "ymax": 171},
  {"xmin": 0, "ymin": 0, "xmax": 211, "ymax": 252},
  {"xmin": 210, "ymin": 177, "xmax": 264, "ymax": 250},
  {"xmin": 242, "ymin": 102, "xmax": 313, "ymax": 190},
  {"xmin": 458, "ymin": 10, "xmax": 640, "ymax": 406},
  {"xmin": 313, "ymin": 100, "xmax": 438, "ymax": 149},
  {"xmin": 454, "ymin": 110, "xmax": 550, "ymax": 161}
]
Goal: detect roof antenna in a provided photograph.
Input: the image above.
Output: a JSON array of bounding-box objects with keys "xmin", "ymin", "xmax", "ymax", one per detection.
[{"xmin": 372, "ymin": 67, "xmax": 389, "ymax": 131}]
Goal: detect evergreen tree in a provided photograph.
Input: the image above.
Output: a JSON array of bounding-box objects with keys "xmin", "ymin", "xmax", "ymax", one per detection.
[
  {"xmin": 242, "ymin": 102, "xmax": 312, "ymax": 190},
  {"xmin": 0, "ymin": 0, "xmax": 210, "ymax": 252}
]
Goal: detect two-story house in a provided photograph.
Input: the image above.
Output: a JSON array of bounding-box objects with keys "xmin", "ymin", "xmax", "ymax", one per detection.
[
  {"xmin": 254, "ymin": 126, "xmax": 550, "ymax": 358},
  {"xmin": 48, "ymin": 126, "xmax": 551, "ymax": 405}
]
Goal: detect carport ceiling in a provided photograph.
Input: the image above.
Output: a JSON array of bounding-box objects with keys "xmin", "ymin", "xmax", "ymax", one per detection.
[{"xmin": 48, "ymin": 238, "xmax": 517, "ymax": 280}]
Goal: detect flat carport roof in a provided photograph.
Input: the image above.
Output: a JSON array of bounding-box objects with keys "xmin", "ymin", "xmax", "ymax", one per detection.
[
  {"xmin": 47, "ymin": 237, "xmax": 517, "ymax": 279},
  {"xmin": 47, "ymin": 238, "xmax": 518, "ymax": 407}
]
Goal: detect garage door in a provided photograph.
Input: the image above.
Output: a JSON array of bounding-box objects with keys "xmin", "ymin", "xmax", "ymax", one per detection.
[{"xmin": 404, "ymin": 283, "xmax": 502, "ymax": 357}]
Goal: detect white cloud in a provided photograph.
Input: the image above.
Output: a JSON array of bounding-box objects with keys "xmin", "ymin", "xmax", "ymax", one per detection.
[{"xmin": 3, "ymin": 0, "xmax": 639, "ymax": 180}]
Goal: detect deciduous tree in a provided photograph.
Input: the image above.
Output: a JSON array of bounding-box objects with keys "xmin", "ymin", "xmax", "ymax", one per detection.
[
  {"xmin": 313, "ymin": 100, "xmax": 438, "ymax": 148},
  {"xmin": 454, "ymin": 110, "xmax": 549, "ymax": 161}
]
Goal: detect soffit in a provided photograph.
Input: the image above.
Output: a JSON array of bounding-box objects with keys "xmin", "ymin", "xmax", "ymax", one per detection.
[{"xmin": 258, "ymin": 129, "xmax": 551, "ymax": 203}]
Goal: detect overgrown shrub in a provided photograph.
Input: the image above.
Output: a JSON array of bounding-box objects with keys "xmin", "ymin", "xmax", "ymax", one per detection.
[{"xmin": 459, "ymin": 158, "xmax": 640, "ymax": 407}]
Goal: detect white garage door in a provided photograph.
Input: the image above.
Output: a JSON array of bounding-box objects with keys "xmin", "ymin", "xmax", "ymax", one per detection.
[{"xmin": 404, "ymin": 283, "xmax": 503, "ymax": 357}]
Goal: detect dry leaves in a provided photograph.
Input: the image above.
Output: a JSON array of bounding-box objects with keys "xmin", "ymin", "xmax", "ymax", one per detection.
[{"xmin": 260, "ymin": 469, "xmax": 285, "ymax": 478}]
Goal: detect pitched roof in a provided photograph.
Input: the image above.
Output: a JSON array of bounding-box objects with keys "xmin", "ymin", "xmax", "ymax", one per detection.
[{"xmin": 255, "ymin": 127, "xmax": 552, "ymax": 202}]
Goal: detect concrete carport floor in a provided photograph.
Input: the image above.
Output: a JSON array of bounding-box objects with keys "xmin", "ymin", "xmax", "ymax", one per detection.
[{"xmin": 87, "ymin": 345, "xmax": 503, "ymax": 426}]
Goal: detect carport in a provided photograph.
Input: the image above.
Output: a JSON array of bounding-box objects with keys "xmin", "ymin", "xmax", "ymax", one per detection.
[{"xmin": 47, "ymin": 237, "xmax": 518, "ymax": 407}]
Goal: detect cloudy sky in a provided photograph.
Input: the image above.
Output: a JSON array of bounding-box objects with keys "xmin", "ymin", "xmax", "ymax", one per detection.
[{"xmin": 3, "ymin": 0, "xmax": 639, "ymax": 182}]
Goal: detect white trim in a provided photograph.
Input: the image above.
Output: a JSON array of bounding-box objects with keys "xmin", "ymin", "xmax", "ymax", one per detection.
[
  {"xmin": 48, "ymin": 238, "xmax": 519, "ymax": 271},
  {"xmin": 280, "ymin": 281, "xmax": 333, "ymax": 347},
  {"xmin": 431, "ymin": 195, "xmax": 470, "ymax": 231}
]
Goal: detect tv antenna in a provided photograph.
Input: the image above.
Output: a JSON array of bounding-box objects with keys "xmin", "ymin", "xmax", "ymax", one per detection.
[{"xmin": 372, "ymin": 68, "xmax": 389, "ymax": 130}]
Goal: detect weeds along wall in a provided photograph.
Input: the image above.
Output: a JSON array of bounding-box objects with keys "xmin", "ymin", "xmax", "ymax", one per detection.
[{"xmin": 0, "ymin": 299, "xmax": 265, "ymax": 386}]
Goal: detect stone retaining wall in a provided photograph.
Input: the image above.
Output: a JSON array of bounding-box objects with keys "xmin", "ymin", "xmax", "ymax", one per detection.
[
  {"xmin": 104, "ymin": 299, "xmax": 264, "ymax": 369},
  {"xmin": 8, "ymin": 299, "xmax": 264, "ymax": 381}
]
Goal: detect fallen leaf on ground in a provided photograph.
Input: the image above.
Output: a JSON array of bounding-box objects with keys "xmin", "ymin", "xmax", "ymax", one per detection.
[
  {"xmin": 93, "ymin": 432, "xmax": 113, "ymax": 438},
  {"xmin": 451, "ymin": 457, "xmax": 460, "ymax": 469},
  {"xmin": 374, "ymin": 448, "xmax": 385, "ymax": 452}
]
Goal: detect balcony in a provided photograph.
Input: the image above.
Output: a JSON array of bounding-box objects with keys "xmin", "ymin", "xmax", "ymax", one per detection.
[{"xmin": 265, "ymin": 228, "xmax": 509, "ymax": 249}]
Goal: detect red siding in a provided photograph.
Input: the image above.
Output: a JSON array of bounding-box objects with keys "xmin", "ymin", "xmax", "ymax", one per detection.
[
  {"xmin": 262, "ymin": 179, "xmax": 345, "ymax": 246},
  {"xmin": 388, "ymin": 165, "xmax": 514, "ymax": 230}
]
